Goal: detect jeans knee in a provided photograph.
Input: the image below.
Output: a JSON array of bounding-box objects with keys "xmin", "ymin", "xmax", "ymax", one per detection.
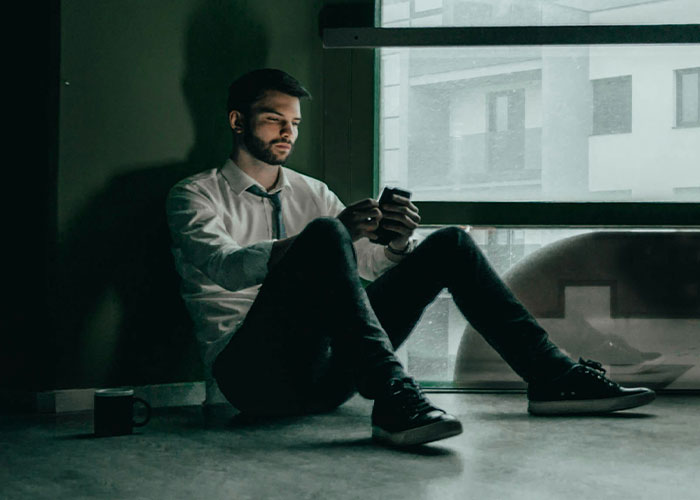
[
  {"xmin": 415, "ymin": 227, "xmax": 481, "ymax": 285},
  {"xmin": 304, "ymin": 217, "xmax": 351, "ymax": 246},
  {"xmin": 425, "ymin": 226, "xmax": 476, "ymax": 254},
  {"xmin": 299, "ymin": 217, "xmax": 355, "ymax": 266}
]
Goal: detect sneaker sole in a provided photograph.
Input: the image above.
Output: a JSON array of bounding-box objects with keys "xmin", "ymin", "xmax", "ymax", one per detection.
[
  {"xmin": 372, "ymin": 419, "xmax": 463, "ymax": 447},
  {"xmin": 528, "ymin": 390, "xmax": 656, "ymax": 415}
]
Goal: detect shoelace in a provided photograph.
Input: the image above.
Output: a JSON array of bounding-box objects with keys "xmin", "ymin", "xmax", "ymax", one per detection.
[
  {"xmin": 387, "ymin": 377, "xmax": 434, "ymax": 416},
  {"xmin": 577, "ymin": 358, "xmax": 618, "ymax": 388},
  {"xmin": 579, "ymin": 358, "xmax": 606, "ymax": 374}
]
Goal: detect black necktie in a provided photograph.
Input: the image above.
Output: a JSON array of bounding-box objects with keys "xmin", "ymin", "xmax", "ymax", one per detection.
[{"xmin": 246, "ymin": 185, "xmax": 287, "ymax": 239}]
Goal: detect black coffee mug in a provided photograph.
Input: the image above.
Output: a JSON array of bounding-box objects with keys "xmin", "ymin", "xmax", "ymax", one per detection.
[{"xmin": 94, "ymin": 388, "xmax": 151, "ymax": 437}]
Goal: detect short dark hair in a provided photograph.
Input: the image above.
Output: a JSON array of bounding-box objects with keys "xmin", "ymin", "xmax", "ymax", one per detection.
[{"xmin": 227, "ymin": 68, "xmax": 311, "ymax": 115}]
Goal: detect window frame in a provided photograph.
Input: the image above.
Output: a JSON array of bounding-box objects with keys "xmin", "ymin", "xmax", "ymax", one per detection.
[{"xmin": 322, "ymin": 12, "xmax": 700, "ymax": 227}]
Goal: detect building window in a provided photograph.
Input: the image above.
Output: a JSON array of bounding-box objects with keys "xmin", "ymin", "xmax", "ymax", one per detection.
[
  {"xmin": 676, "ymin": 67, "xmax": 700, "ymax": 128},
  {"xmin": 487, "ymin": 89, "xmax": 525, "ymax": 171},
  {"xmin": 592, "ymin": 75, "xmax": 632, "ymax": 135}
]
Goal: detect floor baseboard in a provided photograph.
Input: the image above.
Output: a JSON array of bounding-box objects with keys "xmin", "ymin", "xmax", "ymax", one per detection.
[{"xmin": 33, "ymin": 381, "xmax": 206, "ymax": 414}]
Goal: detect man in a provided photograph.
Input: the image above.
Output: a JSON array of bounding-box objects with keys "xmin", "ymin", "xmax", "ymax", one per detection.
[{"xmin": 166, "ymin": 69, "xmax": 655, "ymax": 447}]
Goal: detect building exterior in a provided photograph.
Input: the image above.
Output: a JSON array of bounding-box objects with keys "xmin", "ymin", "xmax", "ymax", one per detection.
[{"xmin": 379, "ymin": 0, "xmax": 700, "ymax": 202}]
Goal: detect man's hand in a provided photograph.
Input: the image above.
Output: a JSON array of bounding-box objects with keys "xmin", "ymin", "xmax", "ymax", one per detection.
[
  {"xmin": 380, "ymin": 193, "xmax": 421, "ymax": 251},
  {"xmin": 337, "ymin": 198, "xmax": 383, "ymax": 242}
]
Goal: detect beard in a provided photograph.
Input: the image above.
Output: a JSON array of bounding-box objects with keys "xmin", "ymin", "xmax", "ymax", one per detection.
[{"xmin": 242, "ymin": 128, "xmax": 294, "ymax": 166}]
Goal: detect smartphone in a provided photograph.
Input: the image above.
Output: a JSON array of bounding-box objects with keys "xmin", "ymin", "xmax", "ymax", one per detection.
[{"xmin": 371, "ymin": 187, "xmax": 412, "ymax": 245}]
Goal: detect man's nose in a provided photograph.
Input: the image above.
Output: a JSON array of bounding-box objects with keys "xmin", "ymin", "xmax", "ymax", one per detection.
[{"xmin": 280, "ymin": 121, "xmax": 295, "ymax": 139}]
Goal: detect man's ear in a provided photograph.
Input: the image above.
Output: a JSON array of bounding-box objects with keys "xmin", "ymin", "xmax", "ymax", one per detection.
[{"xmin": 229, "ymin": 110, "xmax": 245, "ymax": 133}]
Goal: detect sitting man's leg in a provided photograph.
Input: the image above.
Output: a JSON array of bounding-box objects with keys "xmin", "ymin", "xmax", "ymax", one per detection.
[
  {"xmin": 366, "ymin": 226, "xmax": 655, "ymax": 415},
  {"xmin": 213, "ymin": 217, "xmax": 462, "ymax": 445}
]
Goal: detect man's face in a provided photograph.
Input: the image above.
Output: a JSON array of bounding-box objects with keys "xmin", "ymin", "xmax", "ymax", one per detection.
[{"xmin": 242, "ymin": 90, "xmax": 302, "ymax": 166}]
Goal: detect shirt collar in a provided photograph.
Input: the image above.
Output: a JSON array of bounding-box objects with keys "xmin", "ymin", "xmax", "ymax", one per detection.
[{"xmin": 220, "ymin": 158, "xmax": 292, "ymax": 196}]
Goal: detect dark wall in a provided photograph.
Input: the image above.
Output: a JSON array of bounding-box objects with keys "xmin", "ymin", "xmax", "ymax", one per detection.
[
  {"xmin": 1, "ymin": 1, "xmax": 60, "ymax": 402},
  {"xmin": 54, "ymin": 0, "xmax": 278, "ymax": 390},
  {"xmin": 56, "ymin": 0, "xmax": 332, "ymax": 390},
  {"xmin": 2, "ymin": 0, "xmax": 374, "ymax": 397}
]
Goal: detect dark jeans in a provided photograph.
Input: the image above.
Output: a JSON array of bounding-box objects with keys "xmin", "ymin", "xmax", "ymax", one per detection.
[{"xmin": 213, "ymin": 217, "xmax": 575, "ymax": 416}]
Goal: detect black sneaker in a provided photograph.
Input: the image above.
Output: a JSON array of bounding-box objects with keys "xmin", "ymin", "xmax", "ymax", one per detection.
[
  {"xmin": 371, "ymin": 377, "xmax": 463, "ymax": 446},
  {"xmin": 527, "ymin": 358, "xmax": 656, "ymax": 415}
]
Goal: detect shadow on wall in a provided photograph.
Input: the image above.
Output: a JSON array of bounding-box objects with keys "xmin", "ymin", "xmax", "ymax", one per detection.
[{"xmin": 56, "ymin": 2, "xmax": 269, "ymax": 389}]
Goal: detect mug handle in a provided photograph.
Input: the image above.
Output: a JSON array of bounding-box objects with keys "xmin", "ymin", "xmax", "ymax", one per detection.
[{"xmin": 132, "ymin": 397, "xmax": 152, "ymax": 427}]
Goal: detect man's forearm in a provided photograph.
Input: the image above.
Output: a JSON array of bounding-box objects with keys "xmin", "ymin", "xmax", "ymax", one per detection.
[{"xmin": 269, "ymin": 236, "xmax": 298, "ymax": 269}]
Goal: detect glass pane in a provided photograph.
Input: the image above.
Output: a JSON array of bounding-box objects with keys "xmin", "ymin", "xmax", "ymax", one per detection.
[
  {"xmin": 380, "ymin": 0, "xmax": 700, "ymax": 27},
  {"xmin": 592, "ymin": 76, "xmax": 632, "ymax": 135},
  {"xmin": 494, "ymin": 95, "xmax": 509, "ymax": 132},
  {"xmin": 681, "ymin": 70, "xmax": 699, "ymax": 124},
  {"xmin": 378, "ymin": 45, "xmax": 700, "ymax": 202},
  {"xmin": 397, "ymin": 226, "xmax": 700, "ymax": 390}
]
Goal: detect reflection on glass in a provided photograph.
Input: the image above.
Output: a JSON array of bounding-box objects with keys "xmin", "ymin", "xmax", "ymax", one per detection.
[
  {"xmin": 396, "ymin": 227, "xmax": 700, "ymax": 391},
  {"xmin": 396, "ymin": 226, "xmax": 592, "ymax": 383}
]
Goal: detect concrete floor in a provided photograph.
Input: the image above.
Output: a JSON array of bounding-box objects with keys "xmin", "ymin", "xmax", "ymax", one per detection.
[{"xmin": 1, "ymin": 393, "xmax": 699, "ymax": 500}]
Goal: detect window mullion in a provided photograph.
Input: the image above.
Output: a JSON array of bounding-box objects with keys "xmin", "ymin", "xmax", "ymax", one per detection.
[{"xmin": 324, "ymin": 25, "xmax": 700, "ymax": 48}]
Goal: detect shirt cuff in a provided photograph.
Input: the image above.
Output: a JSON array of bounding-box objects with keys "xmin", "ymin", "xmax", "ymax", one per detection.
[{"xmin": 242, "ymin": 240, "xmax": 275, "ymax": 284}]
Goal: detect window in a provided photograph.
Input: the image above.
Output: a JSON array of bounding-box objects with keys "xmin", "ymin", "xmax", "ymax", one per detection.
[
  {"xmin": 321, "ymin": 0, "xmax": 700, "ymax": 388},
  {"xmin": 365, "ymin": 1, "xmax": 700, "ymax": 204},
  {"xmin": 376, "ymin": 45, "xmax": 700, "ymax": 203},
  {"xmin": 487, "ymin": 89, "xmax": 525, "ymax": 171},
  {"xmin": 676, "ymin": 67, "xmax": 700, "ymax": 128},
  {"xmin": 592, "ymin": 75, "xmax": 632, "ymax": 135}
]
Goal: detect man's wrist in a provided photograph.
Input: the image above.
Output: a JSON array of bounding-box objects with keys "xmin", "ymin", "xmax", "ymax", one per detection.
[
  {"xmin": 388, "ymin": 239, "xmax": 410, "ymax": 253},
  {"xmin": 385, "ymin": 239, "xmax": 414, "ymax": 261},
  {"xmin": 386, "ymin": 243, "xmax": 409, "ymax": 255}
]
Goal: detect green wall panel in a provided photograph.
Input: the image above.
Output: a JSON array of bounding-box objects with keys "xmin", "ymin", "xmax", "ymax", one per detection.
[{"xmin": 55, "ymin": 0, "xmax": 326, "ymax": 389}]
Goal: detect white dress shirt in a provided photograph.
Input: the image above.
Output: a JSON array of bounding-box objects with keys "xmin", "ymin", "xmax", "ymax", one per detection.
[{"xmin": 166, "ymin": 159, "xmax": 400, "ymax": 404}]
